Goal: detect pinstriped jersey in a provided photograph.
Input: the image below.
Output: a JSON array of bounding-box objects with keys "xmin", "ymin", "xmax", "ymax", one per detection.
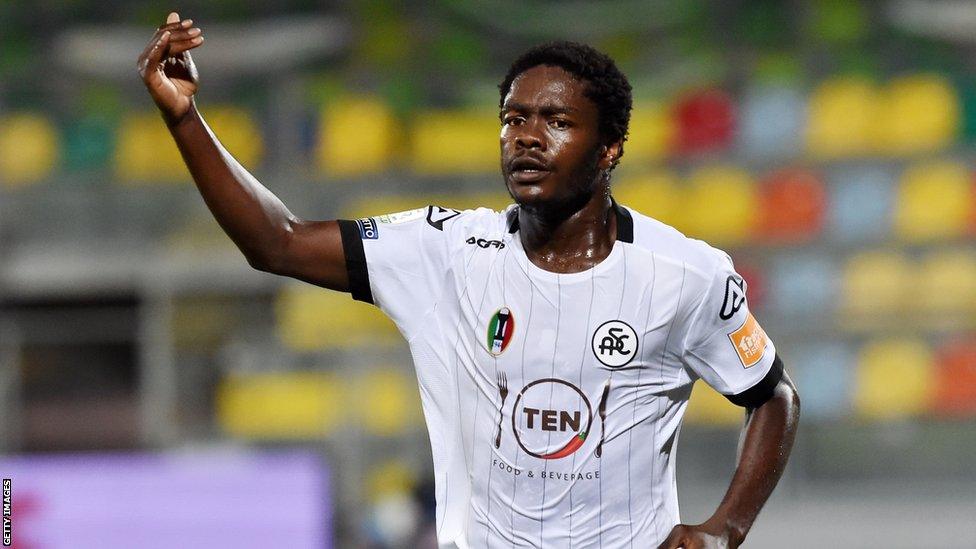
[{"xmin": 338, "ymin": 202, "xmax": 777, "ymax": 549}]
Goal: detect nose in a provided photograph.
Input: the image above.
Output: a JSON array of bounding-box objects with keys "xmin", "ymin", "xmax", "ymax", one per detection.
[{"xmin": 514, "ymin": 119, "xmax": 545, "ymax": 150}]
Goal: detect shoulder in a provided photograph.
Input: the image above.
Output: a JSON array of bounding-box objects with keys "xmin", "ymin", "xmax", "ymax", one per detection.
[{"xmin": 622, "ymin": 204, "xmax": 731, "ymax": 282}]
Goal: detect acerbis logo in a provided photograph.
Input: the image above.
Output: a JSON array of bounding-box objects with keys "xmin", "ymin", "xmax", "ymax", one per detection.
[
  {"xmin": 466, "ymin": 236, "xmax": 506, "ymax": 249},
  {"xmin": 512, "ymin": 378, "xmax": 592, "ymax": 460},
  {"xmin": 426, "ymin": 205, "xmax": 461, "ymax": 230},
  {"xmin": 720, "ymin": 275, "xmax": 746, "ymax": 320},
  {"xmin": 591, "ymin": 320, "xmax": 638, "ymax": 368}
]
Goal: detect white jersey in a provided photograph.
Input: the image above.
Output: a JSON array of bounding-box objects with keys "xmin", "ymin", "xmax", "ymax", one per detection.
[{"xmin": 338, "ymin": 202, "xmax": 779, "ymax": 549}]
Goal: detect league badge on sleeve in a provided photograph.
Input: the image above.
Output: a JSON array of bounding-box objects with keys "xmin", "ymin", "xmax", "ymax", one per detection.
[
  {"xmin": 487, "ymin": 307, "xmax": 515, "ymax": 355},
  {"xmin": 728, "ymin": 313, "xmax": 768, "ymax": 368}
]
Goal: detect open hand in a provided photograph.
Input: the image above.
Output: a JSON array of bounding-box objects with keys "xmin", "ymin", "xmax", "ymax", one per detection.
[{"xmin": 136, "ymin": 12, "xmax": 204, "ymax": 125}]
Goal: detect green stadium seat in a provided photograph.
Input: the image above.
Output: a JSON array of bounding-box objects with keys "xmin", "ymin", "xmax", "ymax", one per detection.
[
  {"xmin": 854, "ymin": 338, "xmax": 934, "ymax": 420},
  {"xmin": 757, "ymin": 168, "xmax": 826, "ymax": 243},
  {"xmin": 317, "ymin": 96, "xmax": 398, "ymax": 176},
  {"xmin": 0, "ymin": 112, "xmax": 59, "ymax": 186},
  {"xmin": 275, "ymin": 283, "xmax": 399, "ymax": 351},
  {"xmin": 682, "ymin": 165, "xmax": 757, "ymax": 245},
  {"xmin": 931, "ymin": 338, "xmax": 976, "ymax": 418},
  {"xmin": 805, "ymin": 76, "xmax": 877, "ymax": 158},
  {"xmin": 874, "ymin": 74, "xmax": 959, "ymax": 155},
  {"xmin": 894, "ymin": 161, "xmax": 970, "ymax": 242},
  {"xmin": 63, "ymin": 116, "xmax": 115, "ymax": 173},
  {"xmin": 409, "ymin": 110, "xmax": 497, "ymax": 174},
  {"xmin": 839, "ymin": 250, "xmax": 911, "ymax": 327}
]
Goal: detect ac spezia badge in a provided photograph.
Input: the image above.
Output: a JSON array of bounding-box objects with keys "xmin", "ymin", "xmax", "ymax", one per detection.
[{"xmin": 591, "ymin": 320, "xmax": 638, "ymax": 368}]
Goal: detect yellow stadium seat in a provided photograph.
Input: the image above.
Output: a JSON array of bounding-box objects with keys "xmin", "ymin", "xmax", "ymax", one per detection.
[
  {"xmin": 684, "ymin": 381, "xmax": 744, "ymax": 427},
  {"xmin": 612, "ymin": 170, "xmax": 686, "ymax": 230},
  {"xmin": 806, "ymin": 76, "xmax": 878, "ymax": 158},
  {"xmin": 205, "ymin": 106, "xmax": 263, "ymax": 170},
  {"xmin": 317, "ymin": 96, "xmax": 398, "ymax": 176},
  {"xmin": 275, "ymin": 283, "xmax": 399, "ymax": 351},
  {"xmin": 840, "ymin": 250, "xmax": 911, "ymax": 327},
  {"xmin": 366, "ymin": 460, "xmax": 417, "ymax": 503},
  {"xmin": 217, "ymin": 371, "xmax": 345, "ymax": 439},
  {"xmin": 894, "ymin": 161, "xmax": 970, "ymax": 242},
  {"xmin": 410, "ymin": 110, "xmax": 498, "ymax": 174},
  {"xmin": 854, "ymin": 338, "xmax": 934, "ymax": 420},
  {"xmin": 915, "ymin": 250, "xmax": 976, "ymax": 320},
  {"xmin": 341, "ymin": 194, "xmax": 436, "ymax": 220},
  {"xmin": 114, "ymin": 111, "xmax": 186, "ymax": 181},
  {"xmin": 682, "ymin": 165, "xmax": 757, "ymax": 245},
  {"xmin": 874, "ymin": 74, "xmax": 959, "ymax": 155},
  {"xmin": 0, "ymin": 112, "xmax": 59, "ymax": 186},
  {"xmin": 624, "ymin": 101, "xmax": 673, "ymax": 162},
  {"xmin": 354, "ymin": 368, "xmax": 423, "ymax": 436}
]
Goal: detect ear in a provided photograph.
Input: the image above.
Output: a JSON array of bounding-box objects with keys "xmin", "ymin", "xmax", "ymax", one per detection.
[{"xmin": 598, "ymin": 141, "xmax": 623, "ymax": 170}]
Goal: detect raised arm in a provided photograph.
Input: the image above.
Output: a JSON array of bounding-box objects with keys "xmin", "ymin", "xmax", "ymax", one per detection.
[
  {"xmin": 136, "ymin": 12, "xmax": 348, "ymax": 290},
  {"xmin": 659, "ymin": 370, "xmax": 801, "ymax": 548}
]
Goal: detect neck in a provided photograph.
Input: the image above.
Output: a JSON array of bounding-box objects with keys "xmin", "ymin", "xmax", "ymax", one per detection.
[{"xmin": 518, "ymin": 190, "xmax": 617, "ymax": 274}]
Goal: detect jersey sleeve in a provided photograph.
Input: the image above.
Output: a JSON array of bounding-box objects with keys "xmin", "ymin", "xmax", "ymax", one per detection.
[
  {"xmin": 681, "ymin": 255, "xmax": 783, "ymax": 407},
  {"xmin": 338, "ymin": 206, "xmax": 460, "ymax": 340}
]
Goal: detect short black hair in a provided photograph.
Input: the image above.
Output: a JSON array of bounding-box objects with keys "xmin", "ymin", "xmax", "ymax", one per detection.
[{"xmin": 499, "ymin": 41, "xmax": 633, "ymax": 164}]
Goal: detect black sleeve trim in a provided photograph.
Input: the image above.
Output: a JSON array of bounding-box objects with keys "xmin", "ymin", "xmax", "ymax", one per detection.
[
  {"xmin": 726, "ymin": 354, "xmax": 785, "ymax": 408},
  {"xmin": 337, "ymin": 220, "xmax": 374, "ymax": 304}
]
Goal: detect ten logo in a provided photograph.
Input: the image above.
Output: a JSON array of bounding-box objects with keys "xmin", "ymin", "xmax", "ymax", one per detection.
[
  {"xmin": 512, "ymin": 379, "xmax": 592, "ymax": 460},
  {"xmin": 591, "ymin": 320, "xmax": 638, "ymax": 368},
  {"xmin": 720, "ymin": 275, "xmax": 746, "ymax": 320},
  {"xmin": 487, "ymin": 307, "xmax": 515, "ymax": 355}
]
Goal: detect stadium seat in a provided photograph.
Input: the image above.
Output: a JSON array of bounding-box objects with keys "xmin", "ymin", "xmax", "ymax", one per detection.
[
  {"xmin": 682, "ymin": 165, "xmax": 757, "ymax": 245},
  {"xmin": 63, "ymin": 116, "xmax": 115, "ymax": 173},
  {"xmin": 806, "ymin": 76, "xmax": 877, "ymax": 157},
  {"xmin": 757, "ymin": 168, "xmax": 827, "ymax": 243},
  {"xmin": 410, "ymin": 110, "xmax": 498, "ymax": 174},
  {"xmin": 915, "ymin": 250, "xmax": 976, "ymax": 320},
  {"xmin": 738, "ymin": 84, "xmax": 804, "ymax": 159},
  {"xmin": 317, "ymin": 96, "xmax": 398, "ymax": 176},
  {"xmin": 671, "ymin": 88, "xmax": 736, "ymax": 155},
  {"xmin": 825, "ymin": 166, "xmax": 895, "ymax": 242},
  {"xmin": 114, "ymin": 111, "xmax": 188, "ymax": 182},
  {"xmin": 768, "ymin": 253, "xmax": 836, "ymax": 317},
  {"xmin": 0, "ymin": 112, "xmax": 59, "ymax": 186},
  {"xmin": 839, "ymin": 250, "xmax": 911, "ymax": 326},
  {"xmin": 204, "ymin": 106, "xmax": 263, "ymax": 170},
  {"xmin": 275, "ymin": 283, "xmax": 399, "ymax": 351},
  {"xmin": 612, "ymin": 170, "xmax": 685, "ymax": 230},
  {"xmin": 354, "ymin": 368, "xmax": 423, "ymax": 436},
  {"xmin": 217, "ymin": 371, "xmax": 345, "ymax": 439},
  {"xmin": 854, "ymin": 338, "xmax": 934, "ymax": 420},
  {"xmin": 931, "ymin": 338, "xmax": 976, "ymax": 418},
  {"xmin": 684, "ymin": 381, "xmax": 744, "ymax": 426},
  {"xmin": 341, "ymin": 194, "xmax": 438, "ymax": 220},
  {"xmin": 625, "ymin": 101, "xmax": 674, "ymax": 162},
  {"xmin": 874, "ymin": 74, "xmax": 959, "ymax": 155},
  {"xmin": 894, "ymin": 161, "xmax": 970, "ymax": 242},
  {"xmin": 791, "ymin": 343, "xmax": 854, "ymax": 420}
]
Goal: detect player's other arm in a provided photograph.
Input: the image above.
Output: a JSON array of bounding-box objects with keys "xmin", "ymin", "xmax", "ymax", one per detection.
[
  {"xmin": 660, "ymin": 366, "xmax": 800, "ymax": 549},
  {"xmin": 136, "ymin": 12, "xmax": 348, "ymax": 291}
]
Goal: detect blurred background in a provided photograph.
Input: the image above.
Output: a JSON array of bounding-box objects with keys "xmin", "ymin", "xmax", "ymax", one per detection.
[{"xmin": 1, "ymin": 0, "xmax": 975, "ymax": 547}]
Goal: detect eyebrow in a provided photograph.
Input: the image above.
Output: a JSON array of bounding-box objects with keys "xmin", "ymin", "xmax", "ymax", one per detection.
[{"xmin": 500, "ymin": 102, "xmax": 578, "ymax": 115}]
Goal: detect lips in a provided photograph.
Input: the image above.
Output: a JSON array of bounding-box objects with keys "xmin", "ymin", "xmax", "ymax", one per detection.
[{"xmin": 508, "ymin": 156, "xmax": 551, "ymax": 183}]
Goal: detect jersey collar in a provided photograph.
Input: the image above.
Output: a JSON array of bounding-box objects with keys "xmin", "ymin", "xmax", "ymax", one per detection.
[{"xmin": 506, "ymin": 199, "xmax": 634, "ymax": 244}]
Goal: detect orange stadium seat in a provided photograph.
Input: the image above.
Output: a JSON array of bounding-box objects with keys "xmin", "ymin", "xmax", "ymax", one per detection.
[
  {"xmin": 410, "ymin": 109, "xmax": 498, "ymax": 174},
  {"xmin": 854, "ymin": 338, "xmax": 935, "ymax": 420},
  {"xmin": 874, "ymin": 74, "xmax": 959, "ymax": 155},
  {"xmin": 217, "ymin": 371, "xmax": 346, "ymax": 439},
  {"xmin": 682, "ymin": 165, "xmax": 757, "ymax": 245},
  {"xmin": 757, "ymin": 168, "xmax": 827, "ymax": 243},
  {"xmin": 805, "ymin": 76, "xmax": 878, "ymax": 157},
  {"xmin": 931, "ymin": 338, "xmax": 976, "ymax": 418},
  {"xmin": 624, "ymin": 101, "xmax": 673, "ymax": 162},
  {"xmin": 275, "ymin": 283, "xmax": 399, "ymax": 351},
  {"xmin": 894, "ymin": 161, "xmax": 970, "ymax": 242},
  {"xmin": 317, "ymin": 96, "xmax": 398, "ymax": 176},
  {"xmin": 915, "ymin": 250, "xmax": 976, "ymax": 322},
  {"xmin": 0, "ymin": 112, "xmax": 60, "ymax": 187},
  {"xmin": 612, "ymin": 170, "xmax": 685, "ymax": 230},
  {"xmin": 839, "ymin": 250, "xmax": 911, "ymax": 328}
]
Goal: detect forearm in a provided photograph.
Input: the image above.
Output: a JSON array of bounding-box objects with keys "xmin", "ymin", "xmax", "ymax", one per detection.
[
  {"xmin": 167, "ymin": 102, "xmax": 298, "ymax": 269},
  {"xmin": 707, "ymin": 377, "xmax": 800, "ymax": 545}
]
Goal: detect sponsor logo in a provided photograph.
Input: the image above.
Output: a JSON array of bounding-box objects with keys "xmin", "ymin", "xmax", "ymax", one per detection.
[
  {"xmin": 466, "ymin": 236, "xmax": 506, "ymax": 249},
  {"xmin": 512, "ymin": 379, "xmax": 592, "ymax": 460},
  {"xmin": 728, "ymin": 313, "xmax": 768, "ymax": 368},
  {"xmin": 487, "ymin": 307, "xmax": 515, "ymax": 355},
  {"xmin": 426, "ymin": 205, "xmax": 461, "ymax": 230},
  {"xmin": 376, "ymin": 207, "xmax": 426, "ymax": 224},
  {"xmin": 356, "ymin": 217, "xmax": 379, "ymax": 240},
  {"xmin": 720, "ymin": 275, "xmax": 746, "ymax": 320},
  {"xmin": 591, "ymin": 320, "xmax": 638, "ymax": 368},
  {"xmin": 2, "ymin": 478, "xmax": 9, "ymax": 547}
]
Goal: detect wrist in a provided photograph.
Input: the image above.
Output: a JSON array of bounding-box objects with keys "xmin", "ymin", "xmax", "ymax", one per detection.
[
  {"xmin": 703, "ymin": 515, "xmax": 749, "ymax": 547},
  {"xmin": 163, "ymin": 100, "xmax": 197, "ymax": 129}
]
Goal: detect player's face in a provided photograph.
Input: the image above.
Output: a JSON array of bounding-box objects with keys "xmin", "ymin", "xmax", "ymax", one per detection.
[{"xmin": 500, "ymin": 65, "xmax": 615, "ymax": 213}]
